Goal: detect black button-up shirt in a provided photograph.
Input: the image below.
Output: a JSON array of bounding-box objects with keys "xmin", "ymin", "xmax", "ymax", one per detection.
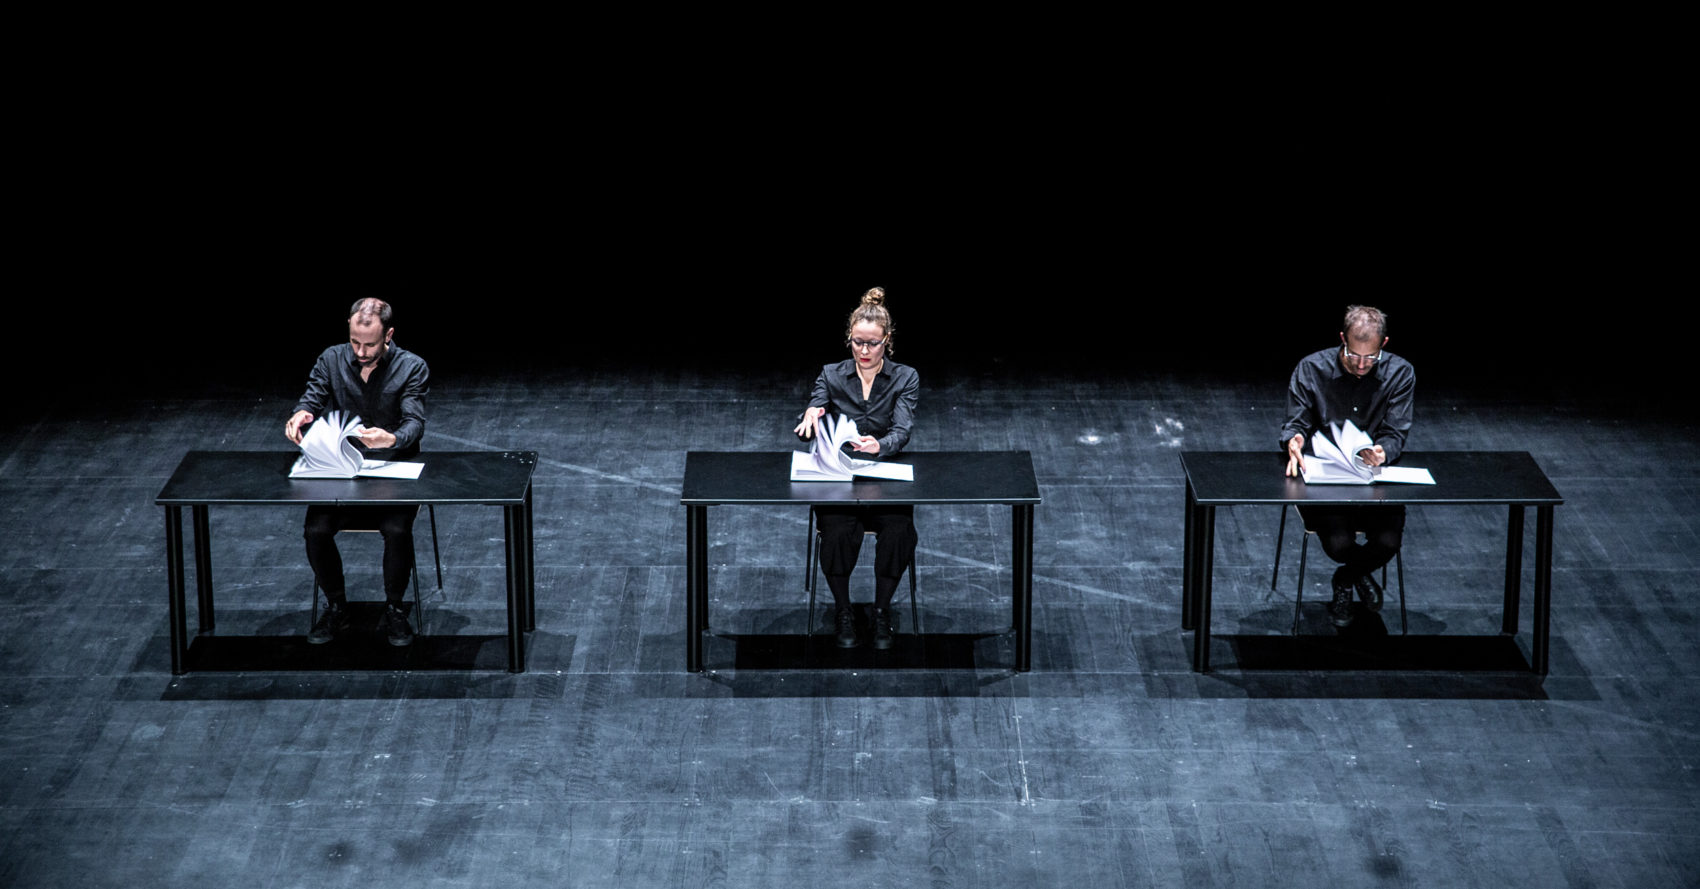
[
  {"xmin": 809, "ymin": 358, "xmax": 919, "ymax": 457},
  {"xmin": 1280, "ymin": 345, "xmax": 1414, "ymax": 463},
  {"xmin": 292, "ymin": 342, "xmax": 429, "ymax": 460}
]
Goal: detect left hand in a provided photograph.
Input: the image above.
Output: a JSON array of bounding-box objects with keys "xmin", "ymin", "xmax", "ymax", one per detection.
[
  {"xmin": 355, "ymin": 426, "xmax": 398, "ymax": 450},
  {"xmin": 850, "ymin": 436, "xmax": 881, "ymax": 455},
  {"xmin": 1358, "ymin": 444, "xmax": 1386, "ymax": 467}
]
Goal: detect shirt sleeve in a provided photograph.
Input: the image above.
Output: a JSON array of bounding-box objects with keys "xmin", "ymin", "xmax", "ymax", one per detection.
[
  {"xmin": 389, "ymin": 358, "xmax": 429, "ymax": 452},
  {"xmin": 292, "ymin": 350, "xmax": 334, "ymax": 417},
  {"xmin": 1279, "ymin": 361, "xmax": 1318, "ymax": 452},
  {"xmin": 808, "ymin": 366, "xmax": 831, "ymax": 411},
  {"xmin": 877, "ymin": 367, "xmax": 918, "ymax": 457},
  {"xmin": 1372, "ymin": 363, "xmax": 1414, "ymax": 464}
]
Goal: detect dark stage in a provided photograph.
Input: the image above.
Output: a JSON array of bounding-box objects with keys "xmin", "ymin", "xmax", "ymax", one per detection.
[{"xmin": 1, "ymin": 276, "xmax": 1695, "ymax": 889}]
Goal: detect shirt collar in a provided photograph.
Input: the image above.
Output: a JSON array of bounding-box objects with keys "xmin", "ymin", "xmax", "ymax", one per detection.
[{"xmin": 840, "ymin": 358, "xmax": 891, "ymax": 379}]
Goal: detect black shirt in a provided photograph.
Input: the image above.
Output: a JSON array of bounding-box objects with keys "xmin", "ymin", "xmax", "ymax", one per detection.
[
  {"xmin": 1280, "ymin": 345, "xmax": 1414, "ymax": 464},
  {"xmin": 292, "ymin": 342, "xmax": 429, "ymax": 460},
  {"xmin": 809, "ymin": 358, "xmax": 919, "ymax": 457}
]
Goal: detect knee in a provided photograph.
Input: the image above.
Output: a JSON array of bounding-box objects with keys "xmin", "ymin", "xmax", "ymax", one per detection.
[
  {"xmin": 378, "ymin": 518, "xmax": 414, "ymax": 543},
  {"xmin": 303, "ymin": 516, "xmax": 336, "ymax": 540},
  {"xmin": 1314, "ymin": 531, "xmax": 1356, "ymax": 562}
]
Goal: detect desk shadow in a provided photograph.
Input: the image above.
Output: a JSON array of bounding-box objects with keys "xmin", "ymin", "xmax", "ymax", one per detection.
[
  {"xmin": 1142, "ymin": 630, "xmax": 1599, "ymax": 701},
  {"xmin": 708, "ymin": 631, "xmax": 1003, "ymax": 672},
  {"xmin": 134, "ymin": 604, "xmax": 565, "ymax": 698}
]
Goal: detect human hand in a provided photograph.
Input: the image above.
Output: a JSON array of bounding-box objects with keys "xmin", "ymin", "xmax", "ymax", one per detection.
[
  {"xmin": 354, "ymin": 426, "xmax": 397, "ymax": 450},
  {"xmin": 793, "ymin": 406, "xmax": 825, "ymax": 439},
  {"xmin": 1285, "ymin": 434, "xmax": 1305, "ymax": 477},
  {"xmin": 1358, "ymin": 445, "xmax": 1386, "ymax": 468},
  {"xmin": 285, "ymin": 410, "xmax": 315, "ymax": 444},
  {"xmin": 851, "ymin": 436, "xmax": 881, "ymax": 455}
]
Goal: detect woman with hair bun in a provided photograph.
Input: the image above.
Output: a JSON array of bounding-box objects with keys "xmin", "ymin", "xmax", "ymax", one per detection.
[{"xmin": 793, "ymin": 287, "xmax": 920, "ymax": 649}]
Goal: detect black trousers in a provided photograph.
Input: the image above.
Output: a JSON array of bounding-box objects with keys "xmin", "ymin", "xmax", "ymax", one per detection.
[
  {"xmin": 1298, "ymin": 504, "xmax": 1405, "ymax": 587},
  {"xmin": 303, "ymin": 505, "xmax": 416, "ymax": 604},
  {"xmin": 816, "ymin": 504, "xmax": 917, "ymax": 611}
]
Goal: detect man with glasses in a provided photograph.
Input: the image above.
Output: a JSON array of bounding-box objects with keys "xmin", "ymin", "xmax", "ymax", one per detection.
[
  {"xmin": 1280, "ymin": 305, "xmax": 1414, "ymax": 627},
  {"xmin": 285, "ymin": 298, "xmax": 430, "ymax": 647}
]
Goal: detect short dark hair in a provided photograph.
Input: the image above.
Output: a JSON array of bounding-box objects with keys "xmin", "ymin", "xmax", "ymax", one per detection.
[
  {"xmin": 1342, "ymin": 305, "xmax": 1387, "ymax": 340},
  {"xmin": 349, "ymin": 298, "xmax": 393, "ymax": 332}
]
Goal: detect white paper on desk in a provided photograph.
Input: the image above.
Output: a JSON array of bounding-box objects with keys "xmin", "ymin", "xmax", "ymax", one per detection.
[
  {"xmin": 289, "ymin": 410, "xmax": 425, "ymax": 479},
  {"xmin": 789, "ymin": 414, "xmax": 914, "ymax": 481},
  {"xmin": 1301, "ymin": 420, "xmax": 1433, "ymax": 485},
  {"xmin": 355, "ymin": 459, "xmax": 425, "ymax": 479}
]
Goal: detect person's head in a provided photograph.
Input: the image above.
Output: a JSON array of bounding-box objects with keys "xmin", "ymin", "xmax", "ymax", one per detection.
[
  {"xmin": 347, "ymin": 298, "xmax": 395, "ymax": 368},
  {"xmin": 1338, "ymin": 304, "xmax": 1388, "ymax": 377},
  {"xmin": 845, "ymin": 287, "xmax": 894, "ymax": 369}
]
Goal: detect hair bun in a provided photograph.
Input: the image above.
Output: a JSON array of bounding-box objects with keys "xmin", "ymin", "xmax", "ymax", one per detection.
[{"xmin": 861, "ymin": 286, "xmax": 886, "ymax": 307}]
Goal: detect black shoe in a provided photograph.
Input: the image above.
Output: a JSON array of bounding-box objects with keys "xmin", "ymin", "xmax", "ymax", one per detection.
[
  {"xmin": 1329, "ymin": 581, "xmax": 1355, "ymax": 627},
  {"xmin": 380, "ymin": 604, "xmax": 414, "ymax": 647},
  {"xmin": 835, "ymin": 607, "xmax": 859, "ymax": 648},
  {"xmin": 1354, "ymin": 573, "xmax": 1385, "ymax": 612},
  {"xmin": 871, "ymin": 607, "xmax": 895, "ymax": 650},
  {"xmin": 308, "ymin": 600, "xmax": 350, "ymax": 644}
]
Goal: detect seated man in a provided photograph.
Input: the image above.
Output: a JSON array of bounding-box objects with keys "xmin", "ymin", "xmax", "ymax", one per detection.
[
  {"xmin": 284, "ymin": 298, "xmax": 430, "ymax": 646},
  {"xmin": 1281, "ymin": 304, "xmax": 1414, "ymax": 627}
]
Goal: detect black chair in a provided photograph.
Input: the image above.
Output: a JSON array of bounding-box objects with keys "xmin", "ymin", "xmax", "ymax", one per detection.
[
  {"xmin": 802, "ymin": 506, "xmax": 919, "ymax": 638},
  {"xmin": 311, "ymin": 505, "xmax": 444, "ymax": 633},
  {"xmin": 1272, "ymin": 504, "xmax": 1406, "ymax": 634}
]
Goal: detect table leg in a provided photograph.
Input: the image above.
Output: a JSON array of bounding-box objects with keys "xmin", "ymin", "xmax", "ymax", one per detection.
[
  {"xmin": 1191, "ymin": 505, "xmax": 1216, "ymax": 673},
  {"xmin": 523, "ymin": 482, "xmax": 536, "ymax": 631},
  {"xmin": 504, "ymin": 506, "xmax": 526, "ymax": 673},
  {"xmin": 1503, "ymin": 506, "xmax": 1525, "ymax": 636},
  {"xmin": 192, "ymin": 505, "xmax": 214, "ymax": 634},
  {"xmin": 165, "ymin": 507, "xmax": 188, "ymax": 675},
  {"xmin": 1533, "ymin": 505, "xmax": 1554, "ymax": 677},
  {"xmin": 686, "ymin": 505, "xmax": 707, "ymax": 672},
  {"xmin": 1181, "ymin": 481, "xmax": 1197, "ymax": 631},
  {"xmin": 1013, "ymin": 504, "xmax": 1035, "ymax": 673}
]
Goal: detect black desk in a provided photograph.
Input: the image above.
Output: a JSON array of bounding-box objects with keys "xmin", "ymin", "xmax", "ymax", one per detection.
[
  {"xmin": 155, "ymin": 450, "xmax": 539, "ymax": 674},
  {"xmin": 680, "ymin": 451, "xmax": 1041, "ymax": 673},
  {"xmin": 1180, "ymin": 451, "xmax": 1563, "ymax": 676}
]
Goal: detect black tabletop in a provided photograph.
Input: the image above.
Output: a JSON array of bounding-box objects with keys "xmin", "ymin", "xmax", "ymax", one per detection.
[
  {"xmin": 1179, "ymin": 450, "xmax": 1563, "ymax": 506},
  {"xmin": 681, "ymin": 451, "xmax": 1041, "ymax": 507},
  {"xmin": 156, "ymin": 450, "xmax": 539, "ymax": 507}
]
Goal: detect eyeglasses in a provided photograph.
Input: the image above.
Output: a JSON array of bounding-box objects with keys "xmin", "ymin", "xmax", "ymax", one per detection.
[
  {"xmin": 1341, "ymin": 347, "xmax": 1382, "ymax": 367},
  {"xmin": 849, "ymin": 338, "xmax": 887, "ymax": 351}
]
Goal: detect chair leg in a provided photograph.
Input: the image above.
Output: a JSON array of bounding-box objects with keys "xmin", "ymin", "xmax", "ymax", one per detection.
[
  {"xmin": 1272, "ymin": 505, "xmax": 1288, "ymax": 591},
  {"xmin": 1395, "ymin": 550, "xmax": 1407, "ymax": 635},
  {"xmin": 1291, "ymin": 531, "xmax": 1310, "ymax": 635},
  {"xmin": 906, "ymin": 560, "xmax": 920, "ymax": 637},
  {"xmin": 427, "ymin": 505, "xmax": 443, "ymax": 591},
  {"xmin": 804, "ymin": 507, "xmax": 818, "ymax": 637},
  {"xmin": 410, "ymin": 561, "xmax": 425, "ymax": 636}
]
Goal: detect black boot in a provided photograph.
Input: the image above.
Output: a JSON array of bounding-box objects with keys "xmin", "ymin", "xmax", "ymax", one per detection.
[
  {"xmin": 1354, "ymin": 572, "xmax": 1385, "ymax": 612},
  {"xmin": 871, "ymin": 607, "xmax": 895, "ymax": 650},
  {"xmin": 308, "ymin": 599, "xmax": 350, "ymax": 644},
  {"xmin": 835, "ymin": 607, "xmax": 859, "ymax": 648},
  {"xmin": 380, "ymin": 603, "xmax": 415, "ymax": 647},
  {"xmin": 1329, "ymin": 580, "xmax": 1355, "ymax": 627}
]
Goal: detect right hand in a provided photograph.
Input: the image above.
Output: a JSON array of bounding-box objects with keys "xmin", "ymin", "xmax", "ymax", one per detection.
[
  {"xmin": 1284, "ymin": 434, "xmax": 1306, "ymax": 477},
  {"xmin": 285, "ymin": 410, "xmax": 315, "ymax": 444},
  {"xmin": 793, "ymin": 406, "xmax": 825, "ymax": 440}
]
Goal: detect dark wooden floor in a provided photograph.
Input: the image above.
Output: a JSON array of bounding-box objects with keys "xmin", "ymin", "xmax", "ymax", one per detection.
[{"xmin": 2, "ymin": 365, "xmax": 1696, "ymax": 888}]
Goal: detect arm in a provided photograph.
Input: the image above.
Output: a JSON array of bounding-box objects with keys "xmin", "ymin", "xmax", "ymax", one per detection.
[
  {"xmin": 794, "ymin": 367, "xmax": 832, "ymax": 439},
  {"xmin": 870, "ymin": 368, "xmax": 917, "ymax": 457},
  {"xmin": 1369, "ymin": 363, "xmax": 1414, "ymax": 465},
  {"xmin": 388, "ymin": 359, "xmax": 429, "ymax": 452},
  {"xmin": 285, "ymin": 351, "xmax": 334, "ymax": 443},
  {"xmin": 1279, "ymin": 364, "xmax": 1317, "ymax": 475}
]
